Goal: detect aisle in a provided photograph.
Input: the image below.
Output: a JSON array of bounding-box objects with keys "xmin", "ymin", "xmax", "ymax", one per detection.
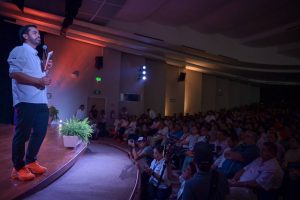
[{"xmin": 25, "ymin": 143, "xmax": 138, "ymax": 200}]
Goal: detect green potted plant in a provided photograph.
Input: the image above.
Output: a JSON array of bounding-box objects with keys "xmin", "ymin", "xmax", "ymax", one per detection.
[
  {"xmin": 60, "ymin": 117, "xmax": 93, "ymax": 148},
  {"xmin": 48, "ymin": 105, "xmax": 59, "ymax": 124}
]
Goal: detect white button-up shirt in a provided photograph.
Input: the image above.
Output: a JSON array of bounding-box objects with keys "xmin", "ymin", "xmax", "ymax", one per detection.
[
  {"xmin": 8, "ymin": 43, "xmax": 47, "ymax": 106},
  {"xmin": 149, "ymin": 158, "xmax": 170, "ymax": 189},
  {"xmin": 240, "ymin": 157, "xmax": 283, "ymax": 190}
]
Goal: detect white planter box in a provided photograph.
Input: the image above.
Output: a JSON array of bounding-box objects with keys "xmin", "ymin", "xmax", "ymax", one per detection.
[{"xmin": 63, "ymin": 135, "xmax": 81, "ymax": 148}]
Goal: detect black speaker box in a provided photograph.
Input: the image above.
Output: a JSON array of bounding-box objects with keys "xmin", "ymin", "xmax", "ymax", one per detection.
[
  {"xmin": 95, "ymin": 56, "xmax": 103, "ymax": 70},
  {"xmin": 178, "ymin": 72, "xmax": 186, "ymax": 81}
]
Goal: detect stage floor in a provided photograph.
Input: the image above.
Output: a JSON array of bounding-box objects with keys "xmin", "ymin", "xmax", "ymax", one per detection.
[{"xmin": 0, "ymin": 124, "xmax": 86, "ymax": 200}]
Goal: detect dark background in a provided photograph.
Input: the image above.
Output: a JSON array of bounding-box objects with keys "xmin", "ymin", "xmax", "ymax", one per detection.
[
  {"xmin": 260, "ymin": 85, "xmax": 300, "ymax": 107},
  {"xmin": 0, "ymin": 19, "xmax": 44, "ymax": 124}
]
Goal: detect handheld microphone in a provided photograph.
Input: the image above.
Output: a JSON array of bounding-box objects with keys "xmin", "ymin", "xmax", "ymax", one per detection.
[{"xmin": 42, "ymin": 44, "xmax": 48, "ymax": 59}]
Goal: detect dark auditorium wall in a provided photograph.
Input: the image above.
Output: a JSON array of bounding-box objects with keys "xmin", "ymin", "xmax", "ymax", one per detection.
[
  {"xmin": 260, "ymin": 85, "xmax": 300, "ymax": 107},
  {"xmin": 0, "ymin": 20, "xmax": 45, "ymax": 124},
  {"xmin": 0, "ymin": 20, "xmax": 19, "ymax": 124}
]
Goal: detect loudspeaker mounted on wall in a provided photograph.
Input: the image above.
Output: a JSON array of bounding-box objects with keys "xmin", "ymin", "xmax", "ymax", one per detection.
[
  {"xmin": 178, "ymin": 72, "xmax": 186, "ymax": 82},
  {"xmin": 95, "ymin": 56, "xmax": 103, "ymax": 70},
  {"xmin": 71, "ymin": 70, "xmax": 80, "ymax": 78}
]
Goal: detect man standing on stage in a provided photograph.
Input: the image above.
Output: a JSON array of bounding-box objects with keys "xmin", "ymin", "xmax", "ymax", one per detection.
[{"xmin": 7, "ymin": 25, "xmax": 53, "ymax": 181}]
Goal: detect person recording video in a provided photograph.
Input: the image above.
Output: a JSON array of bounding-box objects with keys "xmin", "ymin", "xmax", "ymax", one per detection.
[
  {"xmin": 145, "ymin": 145, "xmax": 172, "ymax": 200},
  {"xmin": 128, "ymin": 137, "xmax": 153, "ymax": 199}
]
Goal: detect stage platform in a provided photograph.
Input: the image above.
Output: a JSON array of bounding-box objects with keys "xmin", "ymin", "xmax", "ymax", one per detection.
[{"xmin": 0, "ymin": 124, "xmax": 87, "ymax": 200}]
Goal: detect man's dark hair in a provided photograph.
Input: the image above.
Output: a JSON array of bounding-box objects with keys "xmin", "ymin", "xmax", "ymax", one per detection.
[
  {"xmin": 229, "ymin": 133, "xmax": 239, "ymax": 142},
  {"xmin": 188, "ymin": 162, "xmax": 197, "ymax": 175},
  {"xmin": 19, "ymin": 25, "xmax": 37, "ymax": 42},
  {"xmin": 154, "ymin": 145, "xmax": 164, "ymax": 154},
  {"xmin": 193, "ymin": 142, "xmax": 213, "ymax": 171}
]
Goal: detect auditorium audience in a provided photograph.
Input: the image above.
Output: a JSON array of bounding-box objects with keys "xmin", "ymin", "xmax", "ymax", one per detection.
[
  {"xmin": 105, "ymin": 103, "xmax": 300, "ymax": 200},
  {"xmin": 88, "ymin": 105, "xmax": 98, "ymax": 123}
]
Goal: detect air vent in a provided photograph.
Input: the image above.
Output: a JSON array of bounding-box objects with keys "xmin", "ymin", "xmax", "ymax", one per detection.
[
  {"xmin": 134, "ymin": 33, "xmax": 163, "ymax": 42},
  {"xmin": 0, "ymin": 16, "xmax": 16, "ymax": 23},
  {"xmin": 285, "ymin": 24, "xmax": 300, "ymax": 31}
]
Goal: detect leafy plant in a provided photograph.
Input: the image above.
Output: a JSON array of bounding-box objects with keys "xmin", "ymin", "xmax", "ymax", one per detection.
[
  {"xmin": 60, "ymin": 117, "xmax": 93, "ymax": 143},
  {"xmin": 49, "ymin": 105, "xmax": 59, "ymax": 121}
]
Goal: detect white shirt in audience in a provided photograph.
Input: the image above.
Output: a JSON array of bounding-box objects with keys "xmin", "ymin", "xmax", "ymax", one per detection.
[
  {"xmin": 75, "ymin": 109, "xmax": 86, "ymax": 120},
  {"xmin": 149, "ymin": 158, "xmax": 170, "ymax": 189},
  {"xmin": 213, "ymin": 147, "xmax": 231, "ymax": 168},
  {"xmin": 240, "ymin": 157, "xmax": 283, "ymax": 190},
  {"xmin": 157, "ymin": 126, "xmax": 169, "ymax": 137}
]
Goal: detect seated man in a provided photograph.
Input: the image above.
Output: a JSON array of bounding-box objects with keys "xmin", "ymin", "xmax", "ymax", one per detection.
[
  {"xmin": 128, "ymin": 136, "xmax": 153, "ymax": 167},
  {"xmin": 228, "ymin": 142, "xmax": 283, "ymax": 200},
  {"xmin": 128, "ymin": 137, "xmax": 153, "ymax": 199},
  {"xmin": 218, "ymin": 130, "xmax": 259, "ymax": 178},
  {"xmin": 182, "ymin": 142, "xmax": 229, "ymax": 200}
]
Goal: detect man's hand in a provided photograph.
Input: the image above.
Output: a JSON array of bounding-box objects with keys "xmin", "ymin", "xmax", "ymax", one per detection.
[
  {"xmin": 44, "ymin": 59, "xmax": 53, "ymax": 71},
  {"xmin": 128, "ymin": 139, "xmax": 135, "ymax": 147},
  {"xmin": 228, "ymin": 179, "xmax": 238, "ymax": 186},
  {"xmin": 10, "ymin": 72, "xmax": 51, "ymax": 88},
  {"xmin": 144, "ymin": 166, "xmax": 153, "ymax": 175},
  {"xmin": 186, "ymin": 150, "xmax": 194, "ymax": 157},
  {"xmin": 39, "ymin": 76, "xmax": 51, "ymax": 86}
]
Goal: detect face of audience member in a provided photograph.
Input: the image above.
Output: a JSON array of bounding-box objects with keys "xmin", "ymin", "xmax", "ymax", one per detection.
[
  {"xmin": 137, "ymin": 140, "xmax": 146, "ymax": 148},
  {"xmin": 267, "ymin": 132, "xmax": 278, "ymax": 143},
  {"xmin": 226, "ymin": 137, "xmax": 237, "ymax": 148},
  {"xmin": 182, "ymin": 126, "xmax": 189, "ymax": 133},
  {"xmin": 191, "ymin": 126, "xmax": 198, "ymax": 135},
  {"xmin": 290, "ymin": 137, "xmax": 300, "ymax": 149},
  {"xmin": 175, "ymin": 124, "xmax": 181, "ymax": 131},
  {"xmin": 216, "ymin": 131, "xmax": 226, "ymax": 141},
  {"xmin": 261, "ymin": 145, "xmax": 275, "ymax": 162},
  {"xmin": 201, "ymin": 127, "xmax": 208, "ymax": 136},
  {"xmin": 243, "ymin": 131, "xmax": 256, "ymax": 145},
  {"xmin": 153, "ymin": 148, "xmax": 163, "ymax": 161},
  {"xmin": 158, "ymin": 122, "xmax": 165, "ymax": 129}
]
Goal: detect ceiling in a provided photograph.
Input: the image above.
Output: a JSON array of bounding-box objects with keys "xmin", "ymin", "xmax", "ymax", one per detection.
[
  {"xmin": 6, "ymin": 0, "xmax": 300, "ymax": 59},
  {"xmin": 1, "ymin": 0, "xmax": 300, "ymax": 85}
]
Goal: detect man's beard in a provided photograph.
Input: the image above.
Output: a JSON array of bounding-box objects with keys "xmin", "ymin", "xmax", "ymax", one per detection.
[{"xmin": 29, "ymin": 36, "xmax": 41, "ymax": 46}]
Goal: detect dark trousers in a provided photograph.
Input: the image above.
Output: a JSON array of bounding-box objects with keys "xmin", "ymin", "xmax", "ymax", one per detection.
[
  {"xmin": 283, "ymin": 177, "xmax": 300, "ymax": 200},
  {"xmin": 147, "ymin": 183, "xmax": 172, "ymax": 200},
  {"xmin": 257, "ymin": 188, "xmax": 279, "ymax": 200},
  {"xmin": 12, "ymin": 103, "xmax": 49, "ymax": 170}
]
